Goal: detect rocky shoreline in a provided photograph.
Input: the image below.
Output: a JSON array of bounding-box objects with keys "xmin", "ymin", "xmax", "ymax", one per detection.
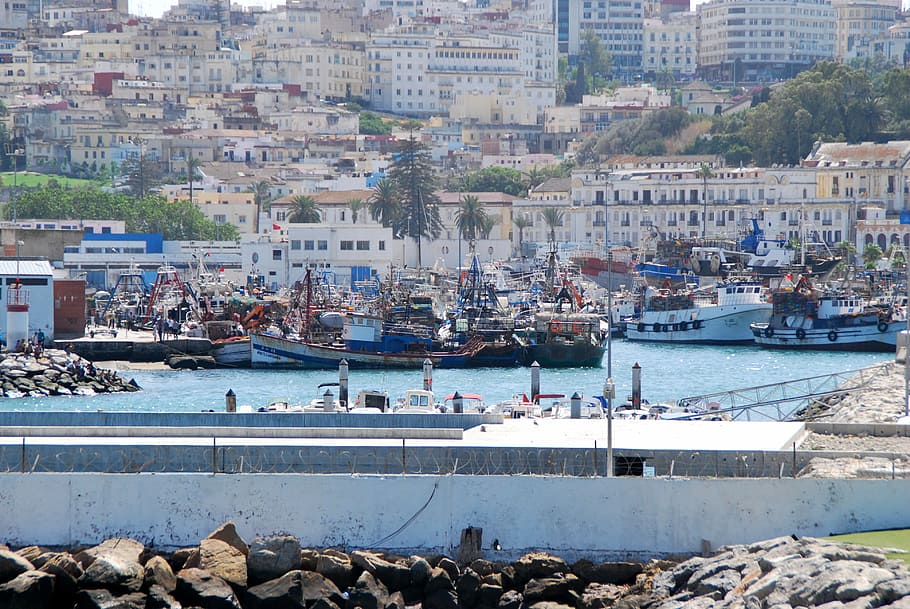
[
  {"xmin": 1, "ymin": 523, "xmax": 909, "ymax": 609},
  {"xmin": 0, "ymin": 349, "xmax": 139, "ymax": 398}
]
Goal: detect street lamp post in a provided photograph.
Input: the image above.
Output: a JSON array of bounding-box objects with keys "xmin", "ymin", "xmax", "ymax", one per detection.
[{"xmin": 603, "ymin": 178, "xmax": 614, "ymax": 478}]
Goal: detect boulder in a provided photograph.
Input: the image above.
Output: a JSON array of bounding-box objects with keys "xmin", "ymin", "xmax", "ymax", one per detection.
[
  {"xmin": 39, "ymin": 551, "xmax": 83, "ymax": 606},
  {"xmin": 206, "ymin": 522, "xmax": 249, "ymax": 557},
  {"xmin": 470, "ymin": 559, "xmax": 497, "ymax": 577},
  {"xmin": 351, "ymin": 550, "xmax": 411, "ymax": 592},
  {"xmin": 347, "ymin": 570, "xmax": 390, "ymax": 609},
  {"xmin": 312, "ymin": 598, "xmax": 342, "ymax": 609},
  {"xmin": 168, "ymin": 548, "xmax": 196, "ymax": 572},
  {"xmin": 498, "ymin": 589, "xmax": 524, "ymax": 609},
  {"xmin": 301, "ymin": 549, "xmax": 319, "ymax": 572},
  {"xmin": 184, "ymin": 538, "xmax": 247, "ymax": 589},
  {"xmin": 577, "ymin": 583, "xmax": 625, "ymax": 609},
  {"xmin": 437, "ymin": 557, "xmax": 460, "ymax": 582},
  {"xmin": 316, "ymin": 552, "xmax": 356, "ymax": 590},
  {"xmin": 513, "ymin": 554, "xmax": 568, "ymax": 587},
  {"xmin": 425, "ymin": 567, "xmax": 455, "ymax": 594},
  {"xmin": 147, "ymin": 584, "xmax": 183, "ymax": 609},
  {"xmin": 248, "ymin": 536, "xmax": 303, "ymax": 585},
  {"xmin": 424, "ymin": 588, "xmax": 460, "ymax": 609},
  {"xmin": 74, "ymin": 588, "xmax": 146, "ymax": 608},
  {"xmin": 522, "ymin": 576, "xmax": 581, "ymax": 604},
  {"xmin": 0, "ymin": 570, "xmax": 56, "ymax": 609},
  {"xmin": 386, "ymin": 590, "xmax": 407, "ymax": 609},
  {"xmin": 15, "ymin": 546, "xmax": 46, "ymax": 564},
  {"xmin": 693, "ymin": 568, "xmax": 741, "ymax": 600},
  {"xmin": 458, "ymin": 568, "xmax": 484, "ymax": 608},
  {"xmin": 245, "ymin": 570, "xmax": 309, "ymax": 609},
  {"xmin": 78, "ymin": 543, "xmax": 145, "ymax": 593},
  {"xmin": 409, "ymin": 556, "xmax": 432, "ymax": 588},
  {"xmin": 75, "ymin": 538, "xmax": 145, "ymax": 571},
  {"xmin": 145, "ymin": 555, "xmax": 177, "ymax": 593},
  {"xmin": 479, "ymin": 582, "xmax": 505, "ymax": 608},
  {"xmin": 0, "ymin": 549, "xmax": 33, "ymax": 584},
  {"xmin": 174, "ymin": 568, "xmax": 241, "ymax": 609},
  {"xmin": 572, "ymin": 560, "xmax": 643, "ymax": 586}
]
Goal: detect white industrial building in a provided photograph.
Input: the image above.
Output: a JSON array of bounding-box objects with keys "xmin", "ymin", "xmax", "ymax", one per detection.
[{"xmin": 0, "ymin": 260, "xmax": 55, "ymax": 344}]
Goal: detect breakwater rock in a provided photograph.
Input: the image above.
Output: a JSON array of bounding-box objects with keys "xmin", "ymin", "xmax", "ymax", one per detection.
[
  {"xmin": 0, "ymin": 349, "xmax": 139, "ymax": 398},
  {"xmin": 1, "ymin": 524, "xmax": 909, "ymax": 609}
]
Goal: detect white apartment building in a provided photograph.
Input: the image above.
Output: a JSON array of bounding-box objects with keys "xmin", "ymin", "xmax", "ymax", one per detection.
[
  {"xmin": 878, "ymin": 21, "xmax": 910, "ymax": 67},
  {"xmin": 557, "ymin": 0, "xmax": 643, "ymax": 82},
  {"xmin": 242, "ymin": 224, "xmax": 395, "ymax": 289},
  {"xmin": 696, "ymin": 0, "xmax": 836, "ymax": 83},
  {"xmin": 366, "ymin": 24, "xmax": 555, "ymax": 118},
  {"xmin": 832, "ymin": 0, "xmax": 900, "ymax": 63},
  {"xmin": 642, "ymin": 11, "xmax": 697, "ymax": 78},
  {"xmin": 250, "ymin": 43, "xmax": 365, "ymax": 101}
]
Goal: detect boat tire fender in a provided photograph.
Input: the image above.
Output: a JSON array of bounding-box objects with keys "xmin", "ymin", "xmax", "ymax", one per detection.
[
  {"xmin": 796, "ymin": 328, "xmax": 806, "ymax": 339},
  {"xmin": 693, "ymin": 320, "xmax": 703, "ymax": 330},
  {"xmin": 654, "ymin": 323, "xmax": 662, "ymax": 332},
  {"xmin": 828, "ymin": 330, "xmax": 838, "ymax": 342},
  {"xmin": 680, "ymin": 321, "xmax": 688, "ymax": 331},
  {"xmin": 763, "ymin": 327, "xmax": 774, "ymax": 338},
  {"xmin": 637, "ymin": 322, "xmax": 645, "ymax": 333},
  {"xmin": 550, "ymin": 320, "xmax": 563, "ymax": 333},
  {"xmin": 878, "ymin": 321, "xmax": 889, "ymax": 333}
]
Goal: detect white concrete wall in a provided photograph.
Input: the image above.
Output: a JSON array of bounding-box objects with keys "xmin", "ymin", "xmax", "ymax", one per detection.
[{"xmin": 2, "ymin": 474, "xmax": 908, "ymax": 559}]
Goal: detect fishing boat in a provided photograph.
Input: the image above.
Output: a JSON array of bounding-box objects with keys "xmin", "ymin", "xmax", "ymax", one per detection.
[
  {"xmin": 625, "ymin": 277, "xmax": 772, "ymax": 345},
  {"xmin": 203, "ymin": 320, "xmax": 251, "ymax": 367},
  {"xmin": 571, "ymin": 246, "xmax": 635, "ymax": 289},
  {"xmin": 751, "ymin": 275, "xmax": 905, "ymax": 352}
]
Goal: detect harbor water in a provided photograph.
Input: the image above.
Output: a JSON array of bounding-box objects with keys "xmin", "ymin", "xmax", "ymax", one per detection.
[{"xmin": 0, "ymin": 343, "xmax": 891, "ymax": 413}]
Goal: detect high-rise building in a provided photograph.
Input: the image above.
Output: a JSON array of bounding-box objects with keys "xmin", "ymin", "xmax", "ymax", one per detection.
[
  {"xmin": 832, "ymin": 0, "xmax": 900, "ymax": 63},
  {"xmin": 556, "ymin": 0, "xmax": 643, "ymax": 82},
  {"xmin": 697, "ymin": 0, "xmax": 835, "ymax": 83}
]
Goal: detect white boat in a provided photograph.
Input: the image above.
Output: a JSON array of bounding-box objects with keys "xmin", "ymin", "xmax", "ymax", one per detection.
[
  {"xmin": 625, "ymin": 278, "xmax": 771, "ymax": 345},
  {"xmin": 547, "ymin": 395, "xmax": 604, "ymax": 419},
  {"xmin": 442, "ymin": 392, "xmax": 485, "ymax": 413},
  {"xmin": 209, "ymin": 336, "xmax": 251, "ymax": 367},
  {"xmin": 487, "ymin": 394, "xmax": 543, "ymax": 418},
  {"xmin": 394, "ymin": 389, "xmax": 440, "ymax": 413},
  {"xmin": 751, "ymin": 275, "xmax": 905, "ymax": 352}
]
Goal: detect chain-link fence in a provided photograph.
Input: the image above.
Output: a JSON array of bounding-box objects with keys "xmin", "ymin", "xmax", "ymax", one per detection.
[{"xmin": 4, "ymin": 440, "xmax": 908, "ymax": 478}]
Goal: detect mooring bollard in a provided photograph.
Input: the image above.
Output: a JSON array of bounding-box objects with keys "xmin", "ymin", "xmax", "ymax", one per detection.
[
  {"xmin": 324, "ymin": 387, "xmax": 335, "ymax": 413},
  {"xmin": 423, "ymin": 358, "xmax": 433, "ymax": 391},
  {"xmin": 570, "ymin": 392, "xmax": 582, "ymax": 419},
  {"xmin": 225, "ymin": 388, "xmax": 236, "ymax": 413},
  {"xmin": 531, "ymin": 361, "xmax": 540, "ymax": 403},
  {"xmin": 338, "ymin": 359, "xmax": 349, "ymax": 410},
  {"xmin": 632, "ymin": 362, "xmax": 642, "ymax": 409},
  {"xmin": 452, "ymin": 391, "xmax": 463, "ymax": 414}
]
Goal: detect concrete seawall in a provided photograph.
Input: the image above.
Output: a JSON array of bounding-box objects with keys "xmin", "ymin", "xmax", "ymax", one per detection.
[
  {"xmin": 2, "ymin": 473, "xmax": 908, "ymax": 560},
  {"xmin": 60, "ymin": 337, "xmax": 212, "ymax": 362}
]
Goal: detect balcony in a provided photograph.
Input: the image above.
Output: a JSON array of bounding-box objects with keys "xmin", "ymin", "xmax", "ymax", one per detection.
[
  {"xmin": 620, "ymin": 220, "xmax": 631, "ymax": 227},
  {"xmin": 593, "ymin": 220, "xmax": 606, "ymax": 227}
]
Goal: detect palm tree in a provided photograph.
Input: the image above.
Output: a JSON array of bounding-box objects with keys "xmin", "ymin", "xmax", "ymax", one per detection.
[
  {"xmin": 287, "ymin": 195, "xmax": 321, "ymax": 223},
  {"xmin": 454, "ymin": 194, "xmax": 487, "ymax": 240},
  {"xmin": 368, "ymin": 178, "xmax": 399, "ymax": 229},
  {"xmin": 863, "ymin": 244, "xmax": 883, "ymax": 269},
  {"xmin": 542, "ymin": 207, "xmax": 565, "ymax": 244},
  {"xmin": 478, "ymin": 215, "xmax": 499, "ymax": 240},
  {"xmin": 347, "ymin": 198, "xmax": 365, "ymax": 224},
  {"xmin": 513, "ymin": 213, "xmax": 533, "ymax": 256},
  {"xmin": 696, "ymin": 163, "xmax": 715, "ymax": 240},
  {"xmin": 186, "ymin": 155, "xmax": 202, "ymax": 204},
  {"xmin": 248, "ymin": 180, "xmax": 273, "ymax": 234}
]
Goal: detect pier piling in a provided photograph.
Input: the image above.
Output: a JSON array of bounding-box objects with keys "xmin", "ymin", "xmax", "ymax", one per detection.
[
  {"xmin": 423, "ymin": 358, "xmax": 433, "ymax": 391},
  {"xmin": 570, "ymin": 392, "xmax": 582, "ymax": 419},
  {"xmin": 632, "ymin": 362, "xmax": 642, "ymax": 409},
  {"xmin": 324, "ymin": 388, "xmax": 335, "ymax": 413},
  {"xmin": 225, "ymin": 389, "xmax": 236, "ymax": 413},
  {"xmin": 452, "ymin": 391, "xmax": 463, "ymax": 414},
  {"xmin": 531, "ymin": 361, "xmax": 540, "ymax": 403}
]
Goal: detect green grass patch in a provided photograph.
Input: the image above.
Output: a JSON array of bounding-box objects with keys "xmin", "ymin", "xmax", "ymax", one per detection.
[
  {"xmin": 827, "ymin": 529, "xmax": 910, "ymax": 563},
  {"xmin": 0, "ymin": 172, "xmax": 99, "ymax": 188}
]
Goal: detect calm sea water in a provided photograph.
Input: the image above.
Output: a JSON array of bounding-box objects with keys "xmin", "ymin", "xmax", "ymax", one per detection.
[{"xmin": 0, "ymin": 343, "xmax": 890, "ymax": 413}]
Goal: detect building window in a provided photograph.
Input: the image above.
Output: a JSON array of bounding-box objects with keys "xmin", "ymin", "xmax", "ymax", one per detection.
[
  {"xmin": 272, "ymin": 249, "xmax": 282, "ymax": 260},
  {"xmin": 356, "ymin": 240, "xmax": 370, "ymax": 250},
  {"xmin": 378, "ymin": 240, "xmax": 386, "ymax": 251},
  {"xmin": 340, "ymin": 240, "xmax": 354, "ymax": 251},
  {"xmin": 318, "ymin": 240, "xmax": 328, "ymax": 250},
  {"xmin": 214, "ymin": 214, "xmax": 227, "ymax": 223},
  {"xmin": 291, "ymin": 240, "xmax": 301, "ymax": 250},
  {"xmin": 304, "ymin": 240, "xmax": 314, "ymax": 250}
]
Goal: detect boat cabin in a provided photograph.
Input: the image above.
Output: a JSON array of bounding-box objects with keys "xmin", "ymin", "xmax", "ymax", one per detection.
[{"xmin": 397, "ymin": 389, "xmax": 438, "ymax": 413}]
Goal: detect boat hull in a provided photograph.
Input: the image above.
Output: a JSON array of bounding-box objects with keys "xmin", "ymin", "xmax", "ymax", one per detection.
[
  {"xmin": 210, "ymin": 337, "xmax": 251, "ymax": 367},
  {"xmin": 520, "ymin": 341, "xmax": 605, "ymax": 368},
  {"xmin": 250, "ymin": 332, "xmax": 472, "ymax": 369},
  {"xmin": 626, "ymin": 304, "xmax": 771, "ymax": 345},
  {"xmin": 751, "ymin": 321, "xmax": 901, "ymax": 352}
]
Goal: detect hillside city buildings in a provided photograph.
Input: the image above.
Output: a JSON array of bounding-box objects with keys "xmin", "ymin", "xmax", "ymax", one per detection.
[{"xmin": 4, "ymin": 0, "xmax": 910, "ymax": 291}]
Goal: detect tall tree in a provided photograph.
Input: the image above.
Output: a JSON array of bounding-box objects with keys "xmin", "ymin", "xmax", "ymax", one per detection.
[
  {"xmin": 542, "ymin": 207, "xmax": 565, "ymax": 244},
  {"xmin": 579, "ymin": 29, "xmax": 612, "ymax": 83},
  {"xmin": 513, "ymin": 213, "xmax": 533, "ymax": 255},
  {"xmin": 478, "ymin": 215, "xmax": 499, "ymax": 240},
  {"xmin": 368, "ymin": 178, "xmax": 399, "ymax": 228},
  {"xmin": 287, "ymin": 195, "xmax": 321, "ymax": 223},
  {"xmin": 347, "ymin": 197, "xmax": 365, "ymax": 224},
  {"xmin": 248, "ymin": 180, "xmax": 273, "ymax": 234},
  {"xmin": 454, "ymin": 194, "xmax": 487, "ymax": 240},
  {"xmin": 185, "ymin": 155, "xmax": 202, "ymax": 203},
  {"xmin": 462, "ymin": 166, "xmax": 525, "ymax": 196},
  {"xmin": 387, "ymin": 134, "xmax": 443, "ymax": 267}
]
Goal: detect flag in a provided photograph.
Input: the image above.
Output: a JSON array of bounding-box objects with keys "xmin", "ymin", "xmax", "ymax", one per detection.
[
  {"xmin": 219, "ymin": 267, "xmax": 225, "ymax": 273},
  {"xmin": 272, "ymin": 223, "xmax": 281, "ymax": 230}
]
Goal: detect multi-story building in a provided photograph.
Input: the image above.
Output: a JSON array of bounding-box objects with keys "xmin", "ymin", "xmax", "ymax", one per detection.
[
  {"xmin": 250, "ymin": 42, "xmax": 365, "ymax": 102},
  {"xmin": 557, "ymin": 0, "xmax": 643, "ymax": 82},
  {"xmin": 832, "ymin": 0, "xmax": 900, "ymax": 63},
  {"xmin": 877, "ymin": 20, "xmax": 910, "ymax": 67},
  {"xmin": 642, "ymin": 11, "xmax": 696, "ymax": 78},
  {"xmin": 696, "ymin": 0, "xmax": 836, "ymax": 83}
]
